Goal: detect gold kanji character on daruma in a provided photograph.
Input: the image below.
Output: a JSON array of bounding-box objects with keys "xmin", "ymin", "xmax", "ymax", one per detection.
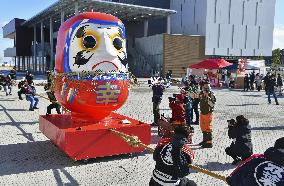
[{"xmin": 198, "ymin": 82, "xmax": 216, "ymax": 148}]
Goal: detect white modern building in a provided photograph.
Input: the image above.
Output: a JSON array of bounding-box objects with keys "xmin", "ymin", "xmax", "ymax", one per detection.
[
  {"xmin": 2, "ymin": 0, "xmax": 276, "ymax": 77},
  {"xmin": 170, "ymin": 0, "xmax": 276, "ymax": 57}
]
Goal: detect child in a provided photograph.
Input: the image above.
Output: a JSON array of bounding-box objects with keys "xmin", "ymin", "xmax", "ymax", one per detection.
[{"xmin": 199, "ymin": 82, "xmax": 216, "ymax": 148}]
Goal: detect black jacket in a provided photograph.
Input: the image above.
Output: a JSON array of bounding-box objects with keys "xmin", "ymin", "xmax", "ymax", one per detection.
[
  {"xmin": 152, "ymin": 84, "xmax": 165, "ymax": 102},
  {"xmin": 277, "ymin": 76, "xmax": 283, "ymax": 87},
  {"xmin": 228, "ymin": 125, "xmax": 252, "ymax": 144},
  {"xmin": 266, "ymin": 77, "xmax": 276, "ymax": 91},
  {"xmin": 244, "ymin": 76, "xmax": 250, "ymax": 85},
  {"xmin": 228, "ymin": 124, "xmax": 253, "ymax": 155},
  {"xmin": 227, "ymin": 147, "xmax": 284, "ymax": 186},
  {"xmin": 151, "ymin": 136, "xmax": 194, "ymax": 185}
]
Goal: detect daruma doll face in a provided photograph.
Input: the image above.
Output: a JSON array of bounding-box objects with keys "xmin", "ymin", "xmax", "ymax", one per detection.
[{"xmin": 54, "ymin": 12, "xmax": 129, "ymax": 123}]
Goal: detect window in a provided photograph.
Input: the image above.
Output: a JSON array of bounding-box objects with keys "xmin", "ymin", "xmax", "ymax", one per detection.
[
  {"xmin": 231, "ymin": 24, "xmax": 235, "ymax": 48},
  {"xmin": 245, "ymin": 25, "xmax": 247, "ymax": 49},
  {"xmin": 258, "ymin": 26, "xmax": 261, "ymax": 49},
  {"xmin": 255, "ymin": 2, "xmax": 258, "ymax": 25},
  {"xmin": 214, "ymin": 0, "xmax": 217, "ymax": 23},
  {"xmin": 193, "ymin": 0, "xmax": 197, "ymax": 24},
  {"xmin": 181, "ymin": 4, "xmax": 183, "ymax": 27},
  {"xmin": 242, "ymin": 1, "xmax": 245, "ymax": 25},
  {"xmin": 217, "ymin": 24, "xmax": 221, "ymax": 48},
  {"xmin": 228, "ymin": 0, "xmax": 232, "ymax": 24}
]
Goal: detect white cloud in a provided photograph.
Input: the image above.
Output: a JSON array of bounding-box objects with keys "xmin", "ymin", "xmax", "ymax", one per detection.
[{"xmin": 273, "ymin": 24, "xmax": 284, "ymax": 49}]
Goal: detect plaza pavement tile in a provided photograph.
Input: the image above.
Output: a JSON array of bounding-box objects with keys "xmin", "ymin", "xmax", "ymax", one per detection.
[{"xmin": 0, "ymin": 84, "xmax": 283, "ymax": 186}]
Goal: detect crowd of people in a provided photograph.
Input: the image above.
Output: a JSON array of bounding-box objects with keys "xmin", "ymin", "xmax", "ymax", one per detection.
[
  {"xmin": 149, "ymin": 73, "xmax": 284, "ymax": 185},
  {"xmin": 1, "ymin": 68, "xmax": 60, "ymax": 114},
  {"xmin": 1, "ymin": 68, "xmax": 283, "ymax": 185},
  {"xmin": 244, "ymin": 71, "xmax": 282, "ymax": 105}
]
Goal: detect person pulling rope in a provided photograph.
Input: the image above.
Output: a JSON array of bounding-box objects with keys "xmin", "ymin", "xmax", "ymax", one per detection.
[{"xmin": 108, "ymin": 128, "xmax": 227, "ymax": 183}]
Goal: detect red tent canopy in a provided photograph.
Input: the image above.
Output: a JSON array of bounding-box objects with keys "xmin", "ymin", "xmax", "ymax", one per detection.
[{"xmin": 189, "ymin": 59, "xmax": 233, "ymax": 69}]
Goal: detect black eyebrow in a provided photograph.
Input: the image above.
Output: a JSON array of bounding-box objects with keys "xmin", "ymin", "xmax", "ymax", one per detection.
[
  {"xmin": 75, "ymin": 26, "xmax": 87, "ymax": 38},
  {"xmin": 107, "ymin": 27, "xmax": 111, "ymax": 29}
]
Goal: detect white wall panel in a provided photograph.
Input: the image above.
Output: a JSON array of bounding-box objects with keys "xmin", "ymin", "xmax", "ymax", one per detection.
[
  {"xmin": 171, "ymin": 0, "xmax": 207, "ymax": 35},
  {"xmin": 205, "ymin": 23, "xmax": 219, "ymax": 48},
  {"xmin": 206, "ymin": 0, "xmax": 215, "ymax": 24},
  {"xmin": 171, "ymin": 0, "xmax": 275, "ymax": 56},
  {"xmin": 258, "ymin": 0, "xmax": 275, "ymax": 28},
  {"xmin": 242, "ymin": 48, "xmax": 253, "ymax": 56},
  {"xmin": 230, "ymin": 0, "xmax": 243, "ymax": 26},
  {"xmin": 230, "ymin": 48, "xmax": 241, "ymax": 56},
  {"xmin": 244, "ymin": 0, "xmax": 256, "ymax": 26},
  {"xmin": 217, "ymin": 0, "xmax": 230, "ymax": 24},
  {"xmin": 246, "ymin": 26, "xmax": 258, "ymax": 50},
  {"xmin": 233, "ymin": 25, "xmax": 246, "ymax": 49},
  {"xmin": 219, "ymin": 24, "xmax": 232, "ymax": 48},
  {"xmin": 215, "ymin": 48, "xmax": 228, "ymax": 55},
  {"xmin": 260, "ymin": 26, "xmax": 274, "ymax": 56}
]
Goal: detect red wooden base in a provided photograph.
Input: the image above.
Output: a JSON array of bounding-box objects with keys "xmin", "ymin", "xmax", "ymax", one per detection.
[{"xmin": 39, "ymin": 113, "xmax": 151, "ymax": 160}]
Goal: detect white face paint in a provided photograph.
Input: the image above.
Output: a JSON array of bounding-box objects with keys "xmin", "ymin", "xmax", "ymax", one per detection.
[{"xmin": 68, "ymin": 20, "xmax": 127, "ymax": 73}]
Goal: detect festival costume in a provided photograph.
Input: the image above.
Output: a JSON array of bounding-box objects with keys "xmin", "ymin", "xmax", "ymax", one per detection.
[
  {"xmin": 227, "ymin": 148, "xmax": 284, "ymax": 185},
  {"xmin": 199, "ymin": 91, "xmax": 216, "ymax": 148},
  {"xmin": 152, "ymin": 84, "xmax": 165, "ymax": 125},
  {"xmin": 150, "ymin": 136, "xmax": 195, "ymax": 186}
]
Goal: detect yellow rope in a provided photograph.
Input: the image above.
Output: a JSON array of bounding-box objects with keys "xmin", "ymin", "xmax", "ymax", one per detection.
[{"xmin": 109, "ymin": 128, "xmax": 228, "ymax": 183}]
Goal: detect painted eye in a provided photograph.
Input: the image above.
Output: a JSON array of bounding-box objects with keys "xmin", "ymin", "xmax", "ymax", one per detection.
[
  {"xmin": 83, "ymin": 35, "xmax": 97, "ymax": 49},
  {"xmin": 113, "ymin": 37, "xmax": 123, "ymax": 50}
]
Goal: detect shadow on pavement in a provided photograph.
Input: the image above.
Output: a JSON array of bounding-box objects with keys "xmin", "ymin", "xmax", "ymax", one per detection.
[
  {"xmin": 0, "ymin": 121, "xmax": 38, "ymax": 126},
  {"xmin": 251, "ymin": 126, "xmax": 284, "ymax": 130},
  {"xmin": 242, "ymin": 94, "xmax": 262, "ymax": 97},
  {"xmin": 0, "ymin": 140, "xmax": 76, "ymax": 176},
  {"xmin": 202, "ymin": 161, "xmax": 235, "ymax": 171},
  {"xmin": 0, "ymin": 99, "xmax": 16, "ymax": 101},
  {"xmin": 52, "ymin": 169, "xmax": 79, "ymax": 186},
  {"xmin": 0, "ymin": 104, "xmax": 37, "ymax": 141},
  {"xmin": 0, "ymin": 108, "xmax": 26, "ymax": 111},
  {"xmin": 226, "ymin": 103, "xmax": 259, "ymax": 106},
  {"xmin": 0, "ymin": 140, "xmax": 149, "ymax": 177}
]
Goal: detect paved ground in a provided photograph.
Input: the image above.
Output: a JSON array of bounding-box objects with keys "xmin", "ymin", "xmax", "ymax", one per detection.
[{"xmin": 0, "ymin": 81, "xmax": 284, "ymax": 186}]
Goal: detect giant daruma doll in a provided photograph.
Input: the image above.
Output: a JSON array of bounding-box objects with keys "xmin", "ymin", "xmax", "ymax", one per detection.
[{"xmin": 54, "ymin": 12, "xmax": 129, "ymax": 124}]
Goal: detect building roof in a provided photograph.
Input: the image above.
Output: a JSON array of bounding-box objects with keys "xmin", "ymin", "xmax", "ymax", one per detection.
[{"xmin": 22, "ymin": 0, "xmax": 176, "ymax": 26}]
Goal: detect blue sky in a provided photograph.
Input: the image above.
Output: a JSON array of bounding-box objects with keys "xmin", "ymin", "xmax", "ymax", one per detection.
[{"xmin": 0, "ymin": 0, "xmax": 283, "ymax": 62}]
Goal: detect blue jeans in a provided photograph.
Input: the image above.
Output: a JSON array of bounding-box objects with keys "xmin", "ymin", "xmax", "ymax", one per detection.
[
  {"xmin": 26, "ymin": 95, "xmax": 39, "ymax": 109},
  {"xmin": 267, "ymin": 90, "xmax": 278, "ymax": 104},
  {"xmin": 185, "ymin": 100, "xmax": 193, "ymax": 126}
]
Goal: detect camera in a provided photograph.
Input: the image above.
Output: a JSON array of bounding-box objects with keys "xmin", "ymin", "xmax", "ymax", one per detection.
[
  {"xmin": 227, "ymin": 119, "xmax": 236, "ymax": 127},
  {"xmin": 168, "ymin": 97, "xmax": 176, "ymax": 102},
  {"xmin": 203, "ymin": 88, "xmax": 210, "ymax": 93}
]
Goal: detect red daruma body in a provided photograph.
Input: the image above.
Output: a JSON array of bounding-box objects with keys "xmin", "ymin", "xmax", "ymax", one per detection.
[{"xmin": 54, "ymin": 12, "xmax": 129, "ymax": 123}]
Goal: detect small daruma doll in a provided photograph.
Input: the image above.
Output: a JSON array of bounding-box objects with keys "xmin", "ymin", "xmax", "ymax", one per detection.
[{"xmin": 54, "ymin": 12, "xmax": 129, "ymax": 123}]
